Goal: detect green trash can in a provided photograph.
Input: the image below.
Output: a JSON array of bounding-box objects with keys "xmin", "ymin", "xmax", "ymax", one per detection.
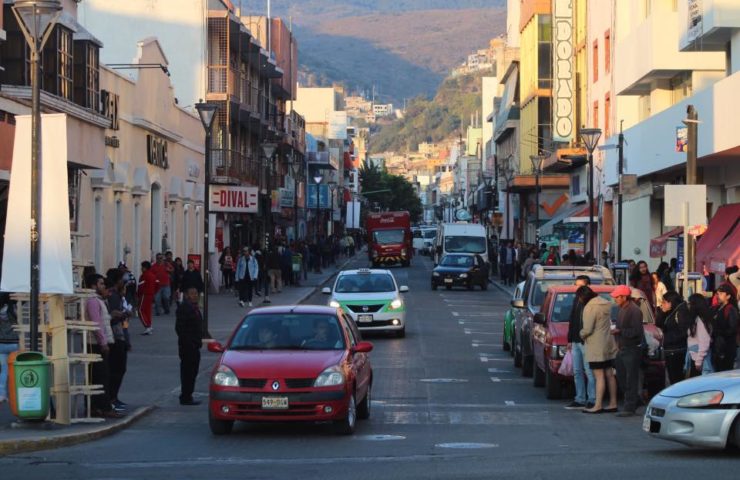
[{"xmin": 9, "ymin": 351, "xmax": 51, "ymax": 420}]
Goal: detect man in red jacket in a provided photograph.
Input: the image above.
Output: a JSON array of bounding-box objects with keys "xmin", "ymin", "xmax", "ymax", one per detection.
[
  {"xmin": 150, "ymin": 253, "xmax": 172, "ymax": 316},
  {"xmin": 138, "ymin": 261, "xmax": 159, "ymax": 335}
]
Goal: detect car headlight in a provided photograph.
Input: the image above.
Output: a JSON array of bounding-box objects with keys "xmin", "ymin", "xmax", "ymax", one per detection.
[
  {"xmin": 459, "ymin": 273, "xmax": 468, "ymax": 279},
  {"xmin": 389, "ymin": 298, "xmax": 403, "ymax": 310},
  {"xmin": 401, "ymin": 249, "xmax": 407, "ymax": 256},
  {"xmin": 432, "ymin": 272, "xmax": 440, "ymax": 277},
  {"xmin": 329, "ymin": 300, "xmax": 341, "ymax": 308},
  {"xmin": 314, "ymin": 365, "xmax": 345, "ymax": 387},
  {"xmin": 676, "ymin": 390, "xmax": 724, "ymax": 408},
  {"xmin": 212, "ymin": 365, "xmax": 239, "ymax": 387}
]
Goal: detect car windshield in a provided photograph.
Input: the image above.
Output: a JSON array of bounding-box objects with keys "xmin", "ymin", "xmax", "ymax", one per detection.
[
  {"xmin": 550, "ymin": 293, "xmax": 617, "ymax": 322},
  {"xmin": 335, "ymin": 273, "xmax": 396, "ymax": 293},
  {"xmin": 440, "ymin": 255, "xmax": 474, "ymax": 267},
  {"xmin": 230, "ymin": 314, "xmax": 345, "ymax": 351},
  {"xmin": 373, "ymin": 229, "xmax": 405, "ymax": 245},
  {"xmin": 532, "ymin": 278, "xmax": 605, "ymax": 306},
  {"xmin": 445, "ymin": 235, "xmax": 486, "ymax": 254}
]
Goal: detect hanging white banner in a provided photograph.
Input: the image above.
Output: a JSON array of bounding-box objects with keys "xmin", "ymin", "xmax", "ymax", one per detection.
[{"xmin": 1, "ymin": 114, "xmax": 74, "ymax": 294}]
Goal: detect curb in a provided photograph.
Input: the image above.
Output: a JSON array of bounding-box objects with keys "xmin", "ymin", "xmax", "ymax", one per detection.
[
  {"xmin": 489, "ymin": 279, "xmax": 515, "ymax": 297},
  {"xmin": 0, "ymin": 405, "xmax": 155, "ymax": 457}
]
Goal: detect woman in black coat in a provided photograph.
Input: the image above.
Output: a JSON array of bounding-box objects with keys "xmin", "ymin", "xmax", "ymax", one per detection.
[
  {"xmin": 656, "ymin": 291, "xmax": 693, "ymax": 385},
  {"xmin": 711, "ymin": 284, "xmax": 739, "ymax": 372}
]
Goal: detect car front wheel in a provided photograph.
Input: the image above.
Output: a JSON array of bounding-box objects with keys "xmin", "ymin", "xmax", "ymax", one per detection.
[
  {"xmin": 545, "ymin": 367, "xmax": 562, "ymax": 399},
  {"xmin": 357, "ymin": 384, "xmax": 371, "ymax": 420},
  {"xmin": 334, "ymin": 394, "xmax": 357, "ymax": 435},
  {"xmin": 209, "ymin": 411, "xmax": 234, "ymax": 435}
]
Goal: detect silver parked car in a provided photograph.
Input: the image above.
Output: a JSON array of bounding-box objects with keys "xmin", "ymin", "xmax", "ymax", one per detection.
[{"xmin": 643, "ymin": 370, "xmax": 740, "ymax": 449}]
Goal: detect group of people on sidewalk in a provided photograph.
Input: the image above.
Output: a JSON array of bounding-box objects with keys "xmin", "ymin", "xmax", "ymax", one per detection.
[
  {"xmin": 221, "ymin": 234, "xmax": 362, "ymax": 309},
  {"xmin": 565, "ymin": 272, "xmax": 739, "ymax": 417},
  {"xmin": 497, "ymin": 242, "xmax": 601, "ymax": 286}
]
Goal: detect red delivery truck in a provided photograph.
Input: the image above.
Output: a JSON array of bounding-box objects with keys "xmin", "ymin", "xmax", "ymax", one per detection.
[{"xmin": 366, "ymin": 211, "xmax": 413, "ymax": 267}]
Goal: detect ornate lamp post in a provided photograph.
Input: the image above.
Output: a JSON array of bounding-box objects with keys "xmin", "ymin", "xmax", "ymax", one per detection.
[
  {"xmin": 530, "ymin": 154, "xmax": 546, "ymax": 246},
  {"xmin": 580, "ymin": 128, "xmax": 602, "ymax": 258},
  {"xmin": 194, "ymin": 101, "xmax": 218, "ymax": 339},
  {"xmin": 502, "ymin": 165, "xmax": 515, "ymax": 241},
  {"xmin": 312, "ymin": 174, "xmax": 323, "ymax": 241},
  {"xmin": 12, "ymin": 0, "xmax": 63, "ymax": 351},
  {"xmin": 261, "ymin": 142, "xmax": 277, "ymax": 248}
]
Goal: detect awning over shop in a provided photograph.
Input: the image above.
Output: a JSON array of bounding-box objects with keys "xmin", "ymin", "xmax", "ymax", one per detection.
[
  {"xmin": 649, "ymin": 227, "xmax": 683, "ymax": 258},
  {"xmin": 539, "ymin": 204, "xmax": 583, "ymax": 236},
  {"xmin": 704, "ymin": 222, "xmax": 740, "ymax": 274},
  {"xmin": 696, "ymin": 203, "xmax": 740, "ymax": 273},
  {"xmin": 564, "ymin": 204, "xmax": 600, "ymax": 224}
]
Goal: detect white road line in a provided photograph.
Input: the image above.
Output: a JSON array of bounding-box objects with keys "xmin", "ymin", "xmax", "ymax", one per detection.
[
  {"xmin": 479, "ymin": 357, "xmax": 488, "ymax": 363},
  {"xmin": 472, "ymin": 343, "xmax": 498, "ymax": 348},
  {"xmin": 505, "ymin": 401, "xmax": 516, "ymax": 406},
  {"xmin": 452, "ymin": 312, "xmax": 459, "ymax": 317},
  {"xmin": 463, "ymin": 329, "xmax": 501, "ymax": 335},
  {"xmin": 490, "ymin": 377, "xmax": 501, "ymax": 382}
]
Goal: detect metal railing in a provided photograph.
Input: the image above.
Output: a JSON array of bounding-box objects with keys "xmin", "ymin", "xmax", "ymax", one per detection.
[{"xmin": 210, "ymin": 149, "xmax": 245, "ymax": 180}]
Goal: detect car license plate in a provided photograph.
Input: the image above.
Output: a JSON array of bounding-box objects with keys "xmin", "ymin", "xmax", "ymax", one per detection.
[
  {"xmin": 642, "ymin": 415, "xmax": 651, "ymax": 432},
  {"xmin": 357, "ymin": 314, "xmax": 373, "ymax": 323},
  {"xmin": 262, "ymin": 396, "xmax": 289, "ymax": 410},
  {"xmin": 444, "ymin": 278, "xmax": 453, "ymax": 284}
]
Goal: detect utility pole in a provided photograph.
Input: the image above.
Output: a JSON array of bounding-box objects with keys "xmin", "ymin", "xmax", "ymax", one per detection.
[
  {"xmin": 685, "ymin": 105, "xmax": 698, "ymax": 272},
  {"xmin": 617, "ymin": 121, "xmax": 624, "ymax": 262}
]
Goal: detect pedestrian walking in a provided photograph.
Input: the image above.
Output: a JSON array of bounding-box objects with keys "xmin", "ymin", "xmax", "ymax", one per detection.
[
  {"xmin": 84, "ymin": 274, "xmax": 121, "ymax": 418},
  {"xmin": 105, "ymin": 268, "xmax": 131, "ymax": 411},
  {"xmin": 565, "ymin": 278, "xmax": 596, "ymax": 409},
  {"xmin": 503, "ymin": 241, "xmax": 516, "ymax": 286},
  {"xmin": 236, "ymin": 247, "xmax": 258, "ymax": 307},
  {"xmin": 611, "ymin": 285, "xmax": 644, "ymax": 417},
  {"xmin": 180, "ymin": 259, "xmax": 205, "ymax": 294},
  {"xmin": 656, "ymin": 291, "xmax": 692, "ymax": 385},
  {"xmin": 630, "ymin": 261, "xmax": 655, "ymax": 308},
  {"xmin": 579, "ymin": 286, "xmax": 618, "ymax": 414},
  {"xmin": 219, "ymin": 246, "xmax": 235, "ymax": 292},
  {"xmin": 710, "ymin": 284, "xmax": 738, "ymax": 372},
  {"xmin": 172, "ymin": 257, "xmax": 185, "ymax": 304},
  {"xmin": 137, "ymin": 261, "xmax": 158, "ymax": 335},
  {"xmin": 281, "ymin": 243, "xmax": 293, "ymax": 287},
  {"xmin": 267, "ymin": 245, "xmax": 283, "ymax": 293},
  {"xmin": 686, "ymin": 293, "xmax": 714, "ymax": 377},
  {"xmin": 652, "ymin": 272, "xmax": 668, "ymax": 309},
  {"xmin": 150, "ymin": 253, "xmax": 171, "ymax": 315},
  {"xmin": 0, "ymin": 293, "xmax": 19, "ymax": 404},
  {"xmin": 175, "ymin": 287, "xmax": 204, "ymax": 406}
]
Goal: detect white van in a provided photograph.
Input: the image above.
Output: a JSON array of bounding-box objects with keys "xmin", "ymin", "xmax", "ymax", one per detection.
[
  {"xmin": 433, "ymin": 223, "xmax": 488, "ymax": 266},
  {"xmin": 413, "ymin": 227, "xmax": 437, "ymax": 255}
]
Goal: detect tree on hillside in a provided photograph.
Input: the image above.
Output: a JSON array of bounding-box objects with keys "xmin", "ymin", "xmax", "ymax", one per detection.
[{"xmin": 358, "ymin": 161, "xmax": 422, "ymax": 222}]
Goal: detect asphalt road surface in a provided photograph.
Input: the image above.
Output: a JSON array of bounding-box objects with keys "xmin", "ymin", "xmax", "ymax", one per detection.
[{"xmin": 1, "ymin": 255, "xmax": 738, "ymax": 479}]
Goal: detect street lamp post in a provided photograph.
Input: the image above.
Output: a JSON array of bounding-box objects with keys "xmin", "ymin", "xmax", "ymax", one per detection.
[
  {"xmin": 261, "ymin": 142, "xmax": 277, "ymax": 249},
  {"xmin": 580, "ymin": 128, "xmax": 602, "ymax": 259},
  {"xmin": 12, "ymin": 0, "xmax": 63, "ymax": 352},
  {"xmin": 530, "ymin": 154, "xmax": 546, "ymax": 246},
  {"xmin": 194, "ymin": 101, "xmax": 218, "ymax": 340},
  {"xmin": 328, "ymin": 181, "xmax": 338, "ymax": 236},
  {"xmin": 482, "ymin": 171, "xmax": 493, "ymax": 227},
  {"xmin": 312, "ymin": 174, "xmax": 323, "ymax": 241},
  {"xmin": 288, "ymin": 154, "xmax": 300, "ymax": 242},
  {"xmin": 502, "ymin": 166, "xmax": 515, "ymax": 242}
]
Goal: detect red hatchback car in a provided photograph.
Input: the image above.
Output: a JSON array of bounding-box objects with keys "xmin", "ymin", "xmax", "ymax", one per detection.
[
  {"xmin": 531, "ymin": 285, "xmax": 665, "ymax": 400},
  {"xmin": 207, "ymin": 305, "xmax": 373, "ymax": 435}
]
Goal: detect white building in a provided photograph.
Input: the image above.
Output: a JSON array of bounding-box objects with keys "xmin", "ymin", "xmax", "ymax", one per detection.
[
  {"xmin": 604, "ymin": 0, "xmax": 740, "ymax": 271},
  {"xmin": 373, "ymin": 103, "xmax": 394, "ymax": 117}
]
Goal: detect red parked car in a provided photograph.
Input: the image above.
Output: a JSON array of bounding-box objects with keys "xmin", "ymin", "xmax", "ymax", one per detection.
[
  {"xmin": 207, "ymin": 305, "xmax": 373, "ymax": 435},
  {"xmin": 531, "ymin": 285, "xmax": 665, "ymax": 400}
]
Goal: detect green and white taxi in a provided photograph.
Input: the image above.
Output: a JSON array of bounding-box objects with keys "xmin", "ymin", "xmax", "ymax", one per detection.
[{"xmin": 322, "ymin": 269, "xmax": 409, "ymax": 337}]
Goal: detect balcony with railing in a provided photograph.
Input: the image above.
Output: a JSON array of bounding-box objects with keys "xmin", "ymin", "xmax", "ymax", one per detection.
[{"xmin": 210, "ymin": 149, "xmax": 245, "ymax": 184}]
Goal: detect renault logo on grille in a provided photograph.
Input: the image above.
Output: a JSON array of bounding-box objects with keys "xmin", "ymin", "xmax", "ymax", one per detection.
[
  {"xmin": 271, "ymin": 381, "xmax": 280, "ymax": 391},
  {"xmin": 362, "ymin": 306, "xmax": 369, "ymax": 312}
]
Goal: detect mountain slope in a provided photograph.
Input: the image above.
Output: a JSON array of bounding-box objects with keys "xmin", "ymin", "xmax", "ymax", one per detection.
[{"xmin": 241, "ymin": 1, "xmax": 507, "ymax": 101}]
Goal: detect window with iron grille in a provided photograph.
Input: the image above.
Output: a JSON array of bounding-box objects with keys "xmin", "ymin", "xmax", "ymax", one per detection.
[{"xmin": 42, "ymin": 25, "xmax": 73, "ymax": 100}]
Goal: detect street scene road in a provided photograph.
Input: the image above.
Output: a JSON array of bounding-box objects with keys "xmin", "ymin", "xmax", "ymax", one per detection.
[{"xmin": 1, "ymin": 255, "xmax": 738, "ymax": 479}]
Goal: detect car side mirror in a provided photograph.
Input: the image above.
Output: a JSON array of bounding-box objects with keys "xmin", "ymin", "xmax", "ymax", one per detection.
[
  {"xmin": 322, "ymin": 287, "xmax": 331, "ymax": 294},
  {"xmin": 533, "ymin": 313, "xmax": 545, "ymax": 325},
  {"xmin": 511, "ymin": 299, "xmax": 525, "ymax": 309},
  {"xmin": 352, "ymin": 341, "xmax": 374, "ymax": 354},
  {"xmin": 207, "ymin": 341, "xmax": 225, "ymax": 353},
  {"xmin": 399, "ymin": 286, "xmax": 409, "ymax": 293}
]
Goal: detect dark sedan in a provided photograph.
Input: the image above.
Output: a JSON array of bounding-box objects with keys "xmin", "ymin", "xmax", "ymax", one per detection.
[{"xmin": 431, "ymin": 254, "xmax": 488, "ymax": 290}]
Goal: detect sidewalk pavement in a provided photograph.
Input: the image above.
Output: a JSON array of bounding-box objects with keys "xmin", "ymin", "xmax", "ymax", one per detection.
[
  {"xmin": 0, "ymin": 254, "xmax": 357, "ymax": 456},
  {"xmin": 489, "ymin": 275, "xmax": 516, "ymax": 296}
]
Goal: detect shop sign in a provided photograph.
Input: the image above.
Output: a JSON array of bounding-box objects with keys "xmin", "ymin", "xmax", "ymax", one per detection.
[
  {"xmin": 271, "ymin": 190, "xmax": 282, "ymax": 213},
  {"xmin": 687, "ymin": 0, "xmax": 703, "ymax": 43},
  {"xmin": 147, "ymin": 134, "xmax": 169, "ymax": 169},
  {"xmin": 553, "ymin": 0, "xmax": 575, "ymax": 143},
  {"xmin": 280, "ymin": 188, "xmax": 295, "ymax": 208},
  {"xmin": 210, "ymin": 186, "xmax": 258, "ymax": 213}
]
